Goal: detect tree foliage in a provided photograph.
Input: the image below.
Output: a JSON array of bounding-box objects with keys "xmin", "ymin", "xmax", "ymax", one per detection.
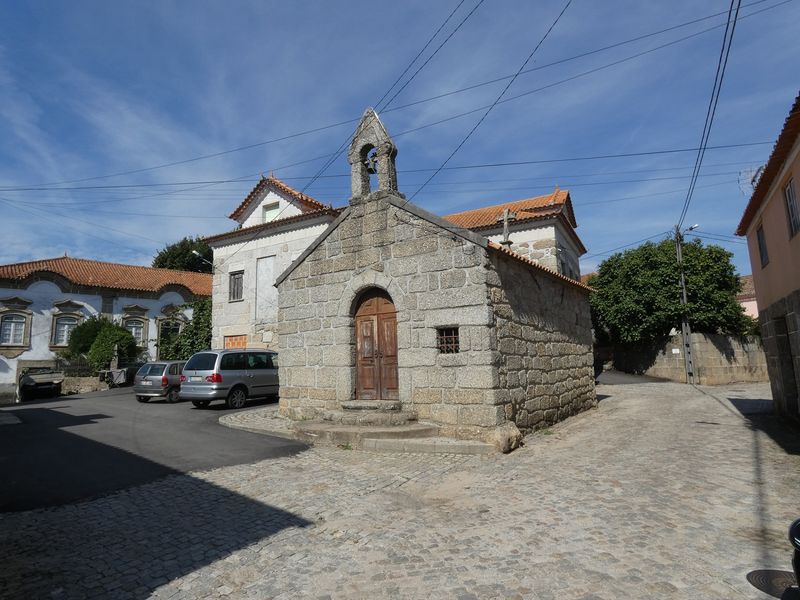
[
  {"xmin": 152, "ymin": 236, "xmax": 212, "ymax": 273},
  {"xmin": 86, "ymin": 323, "xmax": 138, "ymax": 370},
  {"xmin": 67, "ymin": 316, "xmax": 109, "ymax": 355},
  {"xmin": 589, "ymin": 237, "xmax": 753, "ymax": 345},
  {"xmin": 158, "ymin": 298, "xmax": 212, "ymax": 360}
]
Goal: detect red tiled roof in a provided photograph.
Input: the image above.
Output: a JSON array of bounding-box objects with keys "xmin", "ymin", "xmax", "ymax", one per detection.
[
  {"xmin": 736, "ymin": 92, "xmax": 800, "ymax": 235},
  {"xmin": 204, "ymin": 208, "xmax": 342, "ymax": 245},
  {"xmin": 737, "ymin": 274, "xmax": 756, "ymax": 300},
  {"xmin": 443, "ymin": 189, "xmax": 576, "ymax": 230},
  {"xmin": 0, "ymin": 256, "xmax": 212, "ymax": 296},
  {"xmin": 228, "ymin": 176, "xmax": 328, "ymax": 221},
  {"xmin": 487, "ymin": 241, "xmax": 592, "ymax": 293}
]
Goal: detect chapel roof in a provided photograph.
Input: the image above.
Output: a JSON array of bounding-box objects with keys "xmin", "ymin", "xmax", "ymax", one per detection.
[
  {"xmin": 228, "ymin": 175, "xmax": 328, "ymax": 221},
  {"xmin": 203, "ymin": 207, "xmax": 342, "ymax": 245},
  {"xmin": 0, "ymin": 256, "xmax": 212, "ymax": 296},
  {"xmin": 737, "ymin": 274, "xmax": 756, "ymax": 301},
  {"xmin": 736, "ymin": 91, "xmax": 800, "ymax": 235},
  {"xmin": 443, "ymin": 189, "xmax": 576, "ymax": 230}
]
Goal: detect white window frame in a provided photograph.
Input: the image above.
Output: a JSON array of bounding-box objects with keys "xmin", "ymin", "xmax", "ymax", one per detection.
[
  {"xmin": 229, "ymin": 271, "xmax": 244, "ymax": 302},
  {"xmin": 262, "ymin": 202, "xmax": 280, "ymax": 223},
  {"xmin": 124, "ymin": 318, "xmax": 146, "ymax": 346},
  {"xmin": 785, "ymin": 178, "xmax": 800, "ymax": 237},
  {"xmin": 52, "ymin": 315, "xmax": 78, "ymax": 347},
  {"xmin": 0, "ymin": 314, "xmax": 26, "ymax": 346}
]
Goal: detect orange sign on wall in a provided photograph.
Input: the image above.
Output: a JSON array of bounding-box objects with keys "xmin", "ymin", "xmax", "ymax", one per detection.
[{"xmin": 224, "ymin": 335, "xmax": 248, "ymax": 349}]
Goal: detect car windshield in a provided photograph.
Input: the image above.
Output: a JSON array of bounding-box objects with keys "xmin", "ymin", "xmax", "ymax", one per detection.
[
  {"xmin": 137, "ymin": 363, "xmax": 166, "ymax": 377},
  {"xmin": 185, "ymin": 353, "xmax": 217, "ymax": 371}
]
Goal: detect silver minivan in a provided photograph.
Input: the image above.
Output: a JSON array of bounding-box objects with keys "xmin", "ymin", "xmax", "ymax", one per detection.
[
  {"xmin": 179, "ymin": 349, "xmax": 279, "ymax": 409},
  {"xmin": 134, "ymin": 361, "xmax": 186, "ymax": 403}
]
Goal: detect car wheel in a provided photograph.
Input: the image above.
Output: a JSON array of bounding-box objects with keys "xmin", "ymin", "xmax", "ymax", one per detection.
[
  {"xmin": 226, "ymin": 387, "xmax": 248, "ymax": 409},
  {"xmin": 167, "ymin": 388, "xmax": 180, "ymax": 403},
  {"xmin": 137, "ymin": 395, "xmax": 149, "ymax": 403},
  {"xmin": 192, "ymin": 400, "xmax": 210, "ymax": 409}
]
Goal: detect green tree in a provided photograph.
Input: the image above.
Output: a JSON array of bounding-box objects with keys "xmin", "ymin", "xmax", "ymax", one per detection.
[
  {"xmin": 152, "ymin": 236, "xmax": 212, "ymax": 273},
  {"xmin": 86, "ymin": 323, "xmax": 138, "ymax": 370},
  {"xmin": 67, "ymin": 316, "xmax": 109, "ymax": 355},
  {"xmin": 158, "ymin": 298, "xmax": 212, "ymax": 360},
  {"xmin": 589, "ymin": 237, "xmax": 752, "ymax": 345}
]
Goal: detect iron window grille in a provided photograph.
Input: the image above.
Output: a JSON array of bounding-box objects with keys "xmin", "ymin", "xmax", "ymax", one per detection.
[
  {"xmin": 229, "ymin": 271, "xmax": 244, "ymax": 302},
  {"xmin": 436, "ymin": 327, "xmax": 460, "ymax": 354}
]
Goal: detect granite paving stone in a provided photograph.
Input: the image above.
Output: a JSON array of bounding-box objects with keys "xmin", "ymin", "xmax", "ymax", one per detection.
[{"xmin": 1, "ymin": 381, "xmax": 798, "ymax": 599}]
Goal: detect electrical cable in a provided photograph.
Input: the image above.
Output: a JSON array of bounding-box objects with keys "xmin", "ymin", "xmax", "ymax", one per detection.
[
  {"xmin": 409, "ymin": 0, "xmax": 574, "ymax": 201},
  {"xmin": 677, "ymin": 0, "xmax": 743, "ymax": 227},
  {"xmin": 583, "ymin": 231, "xmax": 672, "ymax": 258},
  {"xmin": 10, "ymin": 0, "xmax": 785, "ymax": 189}
]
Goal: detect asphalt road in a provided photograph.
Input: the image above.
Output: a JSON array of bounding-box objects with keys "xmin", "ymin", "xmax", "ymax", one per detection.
[{"xmin": 0, "ymin": 388, "xmax": 306, "ymax": 512}]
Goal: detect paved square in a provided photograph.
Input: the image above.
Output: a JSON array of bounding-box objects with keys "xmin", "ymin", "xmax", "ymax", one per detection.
[{"xmin": 2, "ymin": 381, "xmax": 798, "ymax": 599}]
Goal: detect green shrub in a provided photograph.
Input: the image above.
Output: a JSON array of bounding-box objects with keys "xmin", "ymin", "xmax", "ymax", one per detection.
[
  {"xmin": 87, "ymin": 324, "xmax": 138, "ymax": 370},
  {"xmin": 68, "ymin": 316, "xmax": 109, "ymax": 355},
  {"xmin": 158, "ymin": 298, "xmax": 211, "ymax": 360}
]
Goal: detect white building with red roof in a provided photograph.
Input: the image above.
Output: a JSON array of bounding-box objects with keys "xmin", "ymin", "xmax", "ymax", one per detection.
[{"xmin": 0, "ymin": 256, "xmax": 211, "ymax": 401}]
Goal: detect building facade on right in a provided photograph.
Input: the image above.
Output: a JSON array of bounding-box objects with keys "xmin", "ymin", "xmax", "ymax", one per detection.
[{"xmin": 737, "ymin": 92, "xmax": 800, "ymax": 421}]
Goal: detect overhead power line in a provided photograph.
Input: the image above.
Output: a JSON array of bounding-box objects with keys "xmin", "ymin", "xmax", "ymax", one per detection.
[
  {"xmin": 11, "ymin": 0, "xmax": 785, "ymax": 190},
  {"xmin": 410, "ymin": 0, "xmax": 573, "ymax": 200},
  {"xmin": 677, "ymin": 0, "xmax": 743, "ymax": 227},
  {"xmin": 583, "ymin": 231, "xmax": 672, "ymax": 259}
]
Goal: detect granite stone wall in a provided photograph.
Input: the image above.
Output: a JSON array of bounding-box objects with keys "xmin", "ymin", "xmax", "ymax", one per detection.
[
  {"xmin": 760, "ymin": 289, "xmax": 800, "ymax": 419},
  {"xmin": 487, "ymin": 253, "xmax": 596, "ymax": 435},
  {"xmin": 614, "ymin": 333, "xmax": 769, "ymax": 385},
  {"xmin": 276, "ymin": 192, "xmax": 502, "ymax": 438}
]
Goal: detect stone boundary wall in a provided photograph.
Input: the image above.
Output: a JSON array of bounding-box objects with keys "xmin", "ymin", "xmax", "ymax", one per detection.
[
  {"xmin": 759, "ymin": 289, "xmax": 800, "ymax": 418},
  {"xmin": 276, "ymin": 192, "xmax": 502, "ymax": 440},
  {"xmin": 488, "ymin": 253, "xmax": 595, "ymax": 435},
  {"xmin": 614, "ymin": 333, "xmax": 768, "ymax": 385}
]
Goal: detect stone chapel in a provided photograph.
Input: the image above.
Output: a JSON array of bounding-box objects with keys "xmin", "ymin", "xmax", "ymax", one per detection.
[{"xmin": 274, "ymin": 109, "xmax": 596, "ymax": 450}]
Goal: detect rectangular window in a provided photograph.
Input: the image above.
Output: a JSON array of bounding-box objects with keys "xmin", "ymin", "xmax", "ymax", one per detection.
[
  {"xmin": 756, "ymin": 225, "xmax": 769, "ymax": 268},
  {"xmin": 229, "ymin": 271, "xmax": 244, "ymax": 302},
  {"xmin": 436, "ymin": 327, "xmax": 460, "ymax": 354},
  {"xmin": 785, "ymin": 179, "xmax": 800, "ymax": 237},
  {"xmin": 220, "ymin": 352, "xmax": 247, "ymax": 371},
  {"xmin": 53, "ymin": 316, "xmax": 78, "ymax": 346},
  {"xmin": 224, "ymin": 334, "xmax": 247, "ymax": 349},
  {"xmin": 124, "ymin": 319, "xmax": 145, "ymax": 345},
  {"xmin": 262, "ymin": 202, "xmax": 280, "ymax": 223},
  {"xmin": 0, "ymin": 314, "xmax": 25, "ymax": 345}
]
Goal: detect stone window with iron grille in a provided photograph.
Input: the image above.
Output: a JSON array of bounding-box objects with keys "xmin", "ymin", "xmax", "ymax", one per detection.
[{"xmin": 436, "ymin": 327, "xmax": 460, "ymax": 354}]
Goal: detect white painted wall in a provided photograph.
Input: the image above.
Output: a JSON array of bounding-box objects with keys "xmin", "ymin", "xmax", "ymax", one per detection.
[
  {"xmin": 209, "ymin": 217, "xmax": 334, "ymax": 349},
  {"xmin": 0, "ymin": 281, "xmax": 195, "ymax": 394},
  {"xmin": 482, "ymin": 220, "xmax": 582, "ymax": 278},
  {"xmin": 239, "ymin": 189, "xmax": 304, "ymax": 228}
]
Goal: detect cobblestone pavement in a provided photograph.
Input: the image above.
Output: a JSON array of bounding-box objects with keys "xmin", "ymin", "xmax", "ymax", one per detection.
[{"xmin": 3, "ymin": 381, "xmax": 799, "ymax": 599}]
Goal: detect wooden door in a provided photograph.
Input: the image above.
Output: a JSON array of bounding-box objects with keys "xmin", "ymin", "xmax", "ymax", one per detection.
[{"xmin": 355, "ymin": 290, "xmax": 398, "ymax": 401}]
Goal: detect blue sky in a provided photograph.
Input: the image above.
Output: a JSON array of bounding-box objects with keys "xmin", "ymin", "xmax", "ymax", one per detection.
[{"xmin": 0, "ymin": 0, "xmax": 797, "ymax": 275}]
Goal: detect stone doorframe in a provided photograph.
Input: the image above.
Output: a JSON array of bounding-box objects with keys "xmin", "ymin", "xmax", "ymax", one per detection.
[{"xmin": 336, "ymin": 270, "xmax": 409, "ymax": 403}]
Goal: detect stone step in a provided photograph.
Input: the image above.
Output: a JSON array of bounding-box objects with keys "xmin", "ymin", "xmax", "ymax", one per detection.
[
  {"xmin": 362, "ymin": 437, "xmax": 496, "ymax": 456},
  {"xmin": 293, "ymin": 421, "xmax": 439, "ymax": 448},
  {"xmin": 322, "ymin": 409, "xmax": 417, "ymax": 426},
  {"xmin": 340, "ymin": 400, "xmax": 402, "ymax": 411}
]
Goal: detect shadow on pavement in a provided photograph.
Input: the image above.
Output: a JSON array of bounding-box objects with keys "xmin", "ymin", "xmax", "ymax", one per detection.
[
  {"xmin": 1, "ymin": 416, "xmax": 311, "ymax": 600},
  {"xmin": 729, "ymin": 398, "xmax": 800, "ymax": 457}
]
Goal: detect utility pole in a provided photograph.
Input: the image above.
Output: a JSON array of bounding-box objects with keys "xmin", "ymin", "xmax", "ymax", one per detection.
[{"xmin": 674, "ymin": 224, "xmax": 697, "ymax": 384}]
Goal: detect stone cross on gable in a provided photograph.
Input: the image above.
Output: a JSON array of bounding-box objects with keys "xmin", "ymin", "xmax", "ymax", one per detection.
[{"xmin": 497, "ymin": 208, "xmax": 518, "ymax": 247}]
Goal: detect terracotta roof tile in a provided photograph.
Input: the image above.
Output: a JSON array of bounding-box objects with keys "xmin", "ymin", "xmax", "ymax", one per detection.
[
  {"xmin": 204, "ymin": 207, "xmax": 342, "ymax": 246},
  {"xmin": 737, "ymin": 274, "xmax": 756, "ymax": 300},
  {"xmin": 443, "ymin": 189, "xmax": 575, "ymax": 230},
  {"xmin": 487, "ymin": 241, "xmax": 591, "ymax": 292},
  {"xmin": 228, "ymin": 176, "xmax": 328, "ymax": 221},
  {"xmin": 0, "ymin": 256, "xmax": 212, "ymax": 296},
  {"xmin": 736, "ymin": 92, "xmax": 800, "ymax": 235}
]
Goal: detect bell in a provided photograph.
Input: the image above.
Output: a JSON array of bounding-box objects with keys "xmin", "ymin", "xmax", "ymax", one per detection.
[{"xmin": 365, "ymin": 152, "xmax": 378, "ymax": 174}]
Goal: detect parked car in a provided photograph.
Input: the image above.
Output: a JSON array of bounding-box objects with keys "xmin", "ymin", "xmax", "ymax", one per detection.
[
  {"xmin": 179, "ymin": 349, "xmax": 278, "ymax": 409},
  {"xmin": 133, "ymin": 361, "xmax": 186, "ymax": 403}
]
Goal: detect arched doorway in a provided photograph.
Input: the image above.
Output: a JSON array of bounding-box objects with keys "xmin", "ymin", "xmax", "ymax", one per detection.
[{"xmin": 354, "ymin": 288, "xmax": 398, "ymax": 401}]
